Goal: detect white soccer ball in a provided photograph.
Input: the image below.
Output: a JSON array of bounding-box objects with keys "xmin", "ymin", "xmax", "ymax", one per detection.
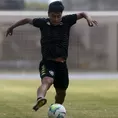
[{"xmin": 48, "ymin": 104, "xmax": 66, "ymax": 118}]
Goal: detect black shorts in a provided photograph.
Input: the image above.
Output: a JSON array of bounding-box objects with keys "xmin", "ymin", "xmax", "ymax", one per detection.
[{"xmin": 39, "ymin": 60, "xmax": 69, "ymax": 90}]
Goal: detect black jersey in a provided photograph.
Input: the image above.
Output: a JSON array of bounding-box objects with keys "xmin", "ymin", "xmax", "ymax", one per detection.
[{"xmin": 33, "ymin": 14, "xmax": 77, "ymax": 60}]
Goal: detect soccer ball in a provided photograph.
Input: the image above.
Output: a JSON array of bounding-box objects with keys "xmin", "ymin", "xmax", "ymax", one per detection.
[{"xmin": 48, "ymin": 104, "xmax": 66, "ymax": 118}]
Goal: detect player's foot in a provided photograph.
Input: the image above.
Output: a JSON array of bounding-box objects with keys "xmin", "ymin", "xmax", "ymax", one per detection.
[{"xmin": 33, "ymin": 97, "xmax": 47, "ymax": 111}]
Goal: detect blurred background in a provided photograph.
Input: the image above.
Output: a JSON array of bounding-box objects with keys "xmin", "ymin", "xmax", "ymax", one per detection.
[
  {"xmin": 1, "ymin": 0, "xmax": 118, "ymax": 11},
  {"xmin": 0, "ymin": 0, "xmax": 118, "ymax": 75}
]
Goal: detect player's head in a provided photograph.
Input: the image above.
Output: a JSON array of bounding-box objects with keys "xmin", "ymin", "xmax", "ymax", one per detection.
[{"xmin": 48, "ymin": 1, "xmax": 64, "ymax": 25}]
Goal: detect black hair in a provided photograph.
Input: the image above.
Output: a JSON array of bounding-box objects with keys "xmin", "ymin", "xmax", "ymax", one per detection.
[{"xmin": 48, "ymin": 1, "xmax": 64, "ymax": 13}]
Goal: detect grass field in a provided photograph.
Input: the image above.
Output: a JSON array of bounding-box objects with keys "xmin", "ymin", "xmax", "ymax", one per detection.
[{"xmin": 0, "ymin": 79, "xmax": 118, "ymax": 118}]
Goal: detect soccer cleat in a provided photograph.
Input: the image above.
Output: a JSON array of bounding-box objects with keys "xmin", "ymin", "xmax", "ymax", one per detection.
[{"xmin": 33, "ymin": 97, "xmax": 47, "ymax": 111}]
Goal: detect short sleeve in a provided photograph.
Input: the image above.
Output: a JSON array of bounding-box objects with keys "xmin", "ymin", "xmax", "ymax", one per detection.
[
  {"xmin": 32, "ymin": 18, "xmax": 46, "ymax": 28},
  {"xmin": 62, "ymin": 14, "xmax": 77, "ymax": 26}
]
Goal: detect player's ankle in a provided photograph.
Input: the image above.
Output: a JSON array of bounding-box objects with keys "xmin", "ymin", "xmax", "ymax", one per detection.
[{"xmin": 37, "ymin": 96, "xmax": 43, "ymax": 101}]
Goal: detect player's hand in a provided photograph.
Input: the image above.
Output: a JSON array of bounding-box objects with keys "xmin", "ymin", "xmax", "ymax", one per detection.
[
  {"xmin": 86, "ymin": 17, "xmax": 98, "ymax": 27},
  {"xmin": 6, "ymin": 27, "xmax": 13, "ymax": 37}
]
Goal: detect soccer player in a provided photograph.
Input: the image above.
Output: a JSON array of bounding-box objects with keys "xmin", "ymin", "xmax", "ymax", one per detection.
[{"xmin": 6, "ymin": 1, "xmax": 98, "ymax": 111}]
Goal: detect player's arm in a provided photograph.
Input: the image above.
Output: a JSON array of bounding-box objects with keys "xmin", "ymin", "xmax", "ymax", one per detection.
[
  {"xmin": 6, "ymin": 18, "xmax": 33, "ymax": 37},
  {"xmin": 77, "ymin": 12, "xmax": 98, "ymax": 27}
]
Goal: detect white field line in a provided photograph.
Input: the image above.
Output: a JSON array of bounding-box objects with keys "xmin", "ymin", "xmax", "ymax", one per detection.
[{"xmin": 0, "ymin": 72, "xmax": 118, "ymax": 80}]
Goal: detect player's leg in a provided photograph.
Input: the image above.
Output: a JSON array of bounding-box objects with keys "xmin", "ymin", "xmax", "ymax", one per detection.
[
  {"xmin": 33, "ymin": 60, "xmax": 55, "ymax": 111},
  {"xmin": 37, "ymin": 76, "xmax": 53, "ymax": 99},
  {"xmin": 33, "ymin": 76, "xmax": 53, "ymax": 111},
  {"xmin": 54, "ymin": 62, "xmax": 69, "ymax": 104},
  {"xmin": 55, "ymin": 88, "xmax": 66, "ymax": 104}
]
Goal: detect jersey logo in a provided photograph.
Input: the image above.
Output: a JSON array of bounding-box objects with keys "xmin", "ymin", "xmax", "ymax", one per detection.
[
  {"xmin": 47, "ymin": 21, "xmax": 63, "ymax": 26},
  {"xmin": 49, "ymin": 70, "xmax": 54, "ymax": 76}
]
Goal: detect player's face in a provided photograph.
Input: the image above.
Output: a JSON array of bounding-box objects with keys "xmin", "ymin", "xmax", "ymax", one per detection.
[{"xmin": 48, "ymin": 12, "xmax": 62, "ymax": 25}]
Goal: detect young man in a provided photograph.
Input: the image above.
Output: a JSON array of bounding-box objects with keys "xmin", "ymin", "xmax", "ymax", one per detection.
[{"xmin": 6, "ymin": 1, "xmax": 97, "ymax": 111}]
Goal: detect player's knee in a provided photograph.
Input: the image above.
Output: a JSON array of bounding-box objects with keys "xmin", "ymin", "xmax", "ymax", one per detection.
[
  {"xmin": 42, "ymin": 77, "xmax": 54, "ymax": 88},
  {"xmin": 42, "ymin": 77, "xmax": 53, "ymax": 84}
]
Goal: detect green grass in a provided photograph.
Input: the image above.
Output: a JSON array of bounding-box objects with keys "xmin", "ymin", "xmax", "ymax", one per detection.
[{"xmin": 0, "ymin": 79, "xmax": 118, "ymax": 118}]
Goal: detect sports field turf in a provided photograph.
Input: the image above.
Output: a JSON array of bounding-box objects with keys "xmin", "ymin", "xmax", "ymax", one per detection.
[{"xmin": 0, "ymin": 79, "xmax": 118, "ymax": 118}]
